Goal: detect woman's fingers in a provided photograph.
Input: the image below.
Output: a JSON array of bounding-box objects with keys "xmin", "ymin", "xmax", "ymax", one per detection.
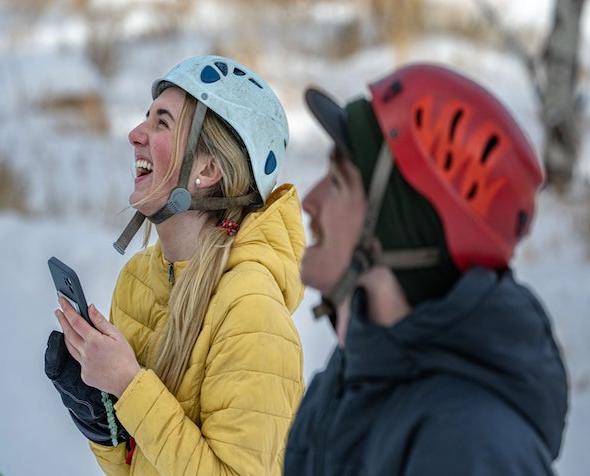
[
  {"xmin": 58, "ymin": 297, "xmax": 94, "ymax": 340},
  {"xmin": 55, "ymin": 309, "xmax": 85, "ymax": 356},
  {"xmin": 62, "ymin": 332, "xmax": 82, "ymax": 362},
  {"xmin": 88, "ymin": 304, "xmax": 117, "ymax": 338}
]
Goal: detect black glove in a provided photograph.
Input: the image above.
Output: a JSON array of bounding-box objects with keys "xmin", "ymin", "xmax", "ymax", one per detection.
[{"xmin": 44, "ymin": 330, "xmax": 129, "ymax": 446}]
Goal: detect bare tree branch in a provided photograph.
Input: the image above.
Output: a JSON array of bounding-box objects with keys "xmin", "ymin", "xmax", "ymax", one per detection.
[
  {"xmin": 474, "ymin": 0, "xmax": 545, "ymax": 108},
  {"xmin": 475, "ymin": 0, "xmax": 587, "ymax": 191}
]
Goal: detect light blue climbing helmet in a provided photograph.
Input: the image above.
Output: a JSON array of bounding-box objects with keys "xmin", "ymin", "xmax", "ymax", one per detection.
[
  {"xmin": 114, "ymin": 55, "xmax": 289, "ymax": 254},
  {"xmin": 153, "ymin": 55, "xmax": 289, "ymax": 201}
]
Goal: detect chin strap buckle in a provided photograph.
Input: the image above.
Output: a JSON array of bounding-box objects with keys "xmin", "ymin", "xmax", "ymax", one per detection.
[{"xmin": 147, "ymin": 188, "xmax": 192, "ymax": 225}]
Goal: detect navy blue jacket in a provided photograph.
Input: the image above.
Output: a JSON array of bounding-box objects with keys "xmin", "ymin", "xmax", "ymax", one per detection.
[{"xmin": 285, "ymin": 268, "xmax": 568, "ymax": 476}]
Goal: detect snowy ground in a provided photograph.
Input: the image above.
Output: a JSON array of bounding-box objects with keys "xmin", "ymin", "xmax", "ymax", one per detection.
[{"xmin": 1, "ymin": 1, "xmax": 589, "ymax": 475}]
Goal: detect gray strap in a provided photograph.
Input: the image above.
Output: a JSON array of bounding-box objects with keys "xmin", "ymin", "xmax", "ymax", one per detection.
[
  {"xmin": 360, "ymin": 144, "xmax": 394, "ymax": 243},
  {"xmin": 190, "ymin": 192, "xmax": 261, "ymax": 211},
  {"xmin": 147, "ymin": 203, "xmax": 177, "ymax": 225},
  {"xmin": 178, "ymin": 102, "xmax": 207, "ymax": 189},
  {"xmin": 331, "ymin": 248, "xmax": 372, "ymax": 305},
  {"xmin": 148, "ymin": 191, "xmax": 261, "ymax": 224},
  {"xmin": 312, "ymin": 300, "xmax": 334, "ymax": 320},
  {"xmin": 314, "ymin": 143, "xmax": 442, "ymax": 320},
  {"xmin": 316, "ymin": 145, "xmax": 395, "ymax": 318},
  {"xmin": 376, "ymin": 248, "xmax": 440, "ymax": 269},
  {"xmin": 113, "ymin": 211, "xmax": 146, "ymax": 255}
]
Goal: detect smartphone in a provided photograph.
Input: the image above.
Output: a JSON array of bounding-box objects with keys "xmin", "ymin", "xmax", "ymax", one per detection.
[{"xmin": 48, "ymin": 256, "xmax": 93, "ymax": 326}]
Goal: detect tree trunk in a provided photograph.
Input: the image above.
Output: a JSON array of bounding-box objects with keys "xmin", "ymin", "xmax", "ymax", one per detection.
[{"xmin": 541, "ymin": 0, "xmax": 586, "ymax": 191}]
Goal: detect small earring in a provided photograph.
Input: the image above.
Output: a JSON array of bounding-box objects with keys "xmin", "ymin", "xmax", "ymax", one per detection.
[{"xmin": 195, "ymin": 178, "xmax": 201, "ymax": 187}]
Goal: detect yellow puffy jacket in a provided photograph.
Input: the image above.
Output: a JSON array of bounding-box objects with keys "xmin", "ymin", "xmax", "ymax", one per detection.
[{"xmin": 90, "ymin": 184, "xmax": 305, "ymax": 476}]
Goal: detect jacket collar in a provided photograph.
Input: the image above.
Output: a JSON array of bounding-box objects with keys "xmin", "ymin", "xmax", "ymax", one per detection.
[
  {"xmin": 343, "ymin": 267, "xmax": 497, "ymax": 381},
  {"xmin": 342, "ymin": 267, "xmax": 567, "ymax": 459}
]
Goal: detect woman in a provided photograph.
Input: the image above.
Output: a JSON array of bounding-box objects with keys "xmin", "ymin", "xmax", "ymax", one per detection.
[{"xmin": 49, "ymin": 55, "xmax": 305, "ymax": 475}]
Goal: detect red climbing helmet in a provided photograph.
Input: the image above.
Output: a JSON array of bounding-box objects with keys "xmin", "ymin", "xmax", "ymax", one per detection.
[{"xmin": 369, "ymin": 63, "xmax": 544, "ymax": 270}]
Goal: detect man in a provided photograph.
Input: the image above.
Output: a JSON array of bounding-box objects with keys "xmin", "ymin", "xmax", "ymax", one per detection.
[{"xmin": 285, "ymin": 63, "xmax": 568, "ymax": 475}]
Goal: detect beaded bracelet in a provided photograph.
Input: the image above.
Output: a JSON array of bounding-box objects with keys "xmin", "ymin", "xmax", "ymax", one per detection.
[{"xmin": 101, "ymin": 391, "xmax": 119, "ymax": 446}]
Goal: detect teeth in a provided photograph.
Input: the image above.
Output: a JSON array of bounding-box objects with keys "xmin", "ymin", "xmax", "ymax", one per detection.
[
  {"xmin": 310, "ymin": 224, "xmax": 322, "ymax": 246},
  {"xmin": 135, "ymin": 160, "xmax": 153, "ymax": 172}
]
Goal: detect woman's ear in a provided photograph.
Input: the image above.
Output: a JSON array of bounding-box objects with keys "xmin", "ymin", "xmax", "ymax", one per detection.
[{"xmin": 193, "ymin": 155, "xmax": 223, "ymax": 189}]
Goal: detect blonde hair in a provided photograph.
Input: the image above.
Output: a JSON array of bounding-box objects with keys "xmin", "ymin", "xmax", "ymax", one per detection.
[{"xmin": 137, "ymin": 89, "xmax": 254, "ymax": 394}]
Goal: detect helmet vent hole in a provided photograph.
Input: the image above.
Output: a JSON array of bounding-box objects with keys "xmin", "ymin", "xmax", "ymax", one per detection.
[
  {"xmin": 248, "ymin": 78, "xmax": 263, "ymax": 89},
  {"xmin": 515, "ymin": 210, "xmax": 529, "ymax": 238},
  {"xmin": 233, "ymin": 67, "xmax": 246, "ymax": 76},
  {"xmin": 200, "ymin": 65, "xmax": 221, "ymax": 83},
  {"xmin": 214, "ymin": 61, "xmax": 228, "ymax": 76},
  {"xmin": 415, "ymin": 108, "xmax": 423, "ymax": 129},
  {"xmin": 264, "ymin": 151, "xmax": 277, "ymax": 175},
  {"xmin": 383, "ymin": 80, "xmax": 403, "ymax": 102},
  {"xmin": 467, "ymin": 182, "xmax": 478, "ymax": 200},
  {"xmin": 481, "ymin": 135, "xmax": 499, "ymax": 164},
  {"xmin": 444, "ymin": 151, "xmax": 453, "ymax": 170},
  {"xmin": 449, "ymin": 110, "xmax": 463, "ymax": 142}
]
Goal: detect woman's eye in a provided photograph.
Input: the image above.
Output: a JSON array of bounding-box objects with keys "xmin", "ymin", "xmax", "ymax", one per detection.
[{"xmin": 158, "ymin": 119, "xmax": 169, "ymax": 128}]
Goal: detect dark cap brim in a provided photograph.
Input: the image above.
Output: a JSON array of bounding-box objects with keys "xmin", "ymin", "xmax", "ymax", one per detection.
[{"xmin": 305, "ymin": 87, "xmax": 352, "ymax": 155}]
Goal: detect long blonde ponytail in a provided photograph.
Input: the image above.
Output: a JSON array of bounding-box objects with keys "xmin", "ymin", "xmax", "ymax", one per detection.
[{"xmin": 141, "ymin": 91, "xmax": 254, "ymax": 395}]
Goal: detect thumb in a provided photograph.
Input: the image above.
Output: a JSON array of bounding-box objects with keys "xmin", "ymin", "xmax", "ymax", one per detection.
[{"xmin": 88, "ymin": 304, "xmax": 115, "ymax": 336}]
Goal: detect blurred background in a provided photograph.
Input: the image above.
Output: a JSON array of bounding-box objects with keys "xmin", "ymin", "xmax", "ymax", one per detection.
[{"xmin": 0, "ymin": 0, "xmax": 588, "ymax": 474}]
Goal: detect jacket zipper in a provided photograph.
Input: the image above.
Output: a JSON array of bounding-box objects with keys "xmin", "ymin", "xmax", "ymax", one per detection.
[{"xmin": 168, "ymin": 262, "xmax": 175, "ymax": 285}]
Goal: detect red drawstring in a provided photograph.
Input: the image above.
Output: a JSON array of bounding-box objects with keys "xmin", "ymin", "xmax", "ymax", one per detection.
[{"xmin": 125, "ymin": 437, "xmax": 136, "ymax": 465}]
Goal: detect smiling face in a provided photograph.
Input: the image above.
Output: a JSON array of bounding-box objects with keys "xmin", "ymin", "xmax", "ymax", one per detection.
[
  {"xmin": 300, "ymin": 147, "xmax": 368, "ymax": 294},
  {"xmin": 128, "ymin": 87, "xmax": 188, "ymax": 216}
]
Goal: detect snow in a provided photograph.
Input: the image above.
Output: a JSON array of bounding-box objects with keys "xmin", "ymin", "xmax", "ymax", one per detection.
[
  {"xmin": 0, "ymin": 51, "xmax": 102, "ymax": 114},
  {"xmin": 0, "ymin": 0, "xmax": 589, "ymax": 474},
  {"xmin": 309, "ymin": 2, "xmax": 359, "ymax": 24}
]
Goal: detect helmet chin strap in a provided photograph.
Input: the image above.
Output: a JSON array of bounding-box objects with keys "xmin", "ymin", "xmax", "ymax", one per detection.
[
  {"xmin": 113, "ymin": 101, "xmax": 260, "ymax": 255},
  {"xmin": 312, "ymin": 143, "xmax": 440, "ymax": 322}
]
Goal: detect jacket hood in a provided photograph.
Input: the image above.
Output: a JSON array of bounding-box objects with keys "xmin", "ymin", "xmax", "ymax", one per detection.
[
  {"xmin": 151, "ymin": 184, "xmax": 304, "ymax": 314},
  {"xmin": 224, "ymin": 183, "xmax": 305, "ymax": 313},
  {"xmin": 344, "ymin": 267, "xmax": 568, "ymax": 459}
]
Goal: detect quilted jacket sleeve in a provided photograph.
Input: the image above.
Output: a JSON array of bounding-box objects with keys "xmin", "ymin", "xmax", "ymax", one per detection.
[{"xmin": 109, "ymin": 292, "xmax": 303, "ymax": 476}]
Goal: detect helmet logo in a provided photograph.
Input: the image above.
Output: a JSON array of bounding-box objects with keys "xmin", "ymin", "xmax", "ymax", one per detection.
[{"xmin": 264, "ymin": 151, "xmax": 277, "ymax": 174}]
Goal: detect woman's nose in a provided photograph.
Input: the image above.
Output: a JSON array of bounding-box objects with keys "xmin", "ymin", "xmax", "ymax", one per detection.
[{"xmin": 128, "ymin": 122, "xmax": 148, "ymax": 146}]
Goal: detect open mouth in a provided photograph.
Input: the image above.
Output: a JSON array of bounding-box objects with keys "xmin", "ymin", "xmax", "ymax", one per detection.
[
  {"xmin": 135, "ymin": 159, "xmax": 153, "ymax": 177},
  {"xmin": 309, "ymin": 221, "xmax": 323, "ymax": 247}
]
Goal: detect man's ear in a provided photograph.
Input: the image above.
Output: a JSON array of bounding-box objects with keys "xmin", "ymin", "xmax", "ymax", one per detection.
[{"xmin": 193, "ymin": 154, "xmax": 223, "ymax": 189}]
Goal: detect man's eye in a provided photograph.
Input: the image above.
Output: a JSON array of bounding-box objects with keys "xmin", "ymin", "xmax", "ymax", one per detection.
[{"xmin": 329, "ymin": 174, "xmax": 340, "ymax": 188}]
